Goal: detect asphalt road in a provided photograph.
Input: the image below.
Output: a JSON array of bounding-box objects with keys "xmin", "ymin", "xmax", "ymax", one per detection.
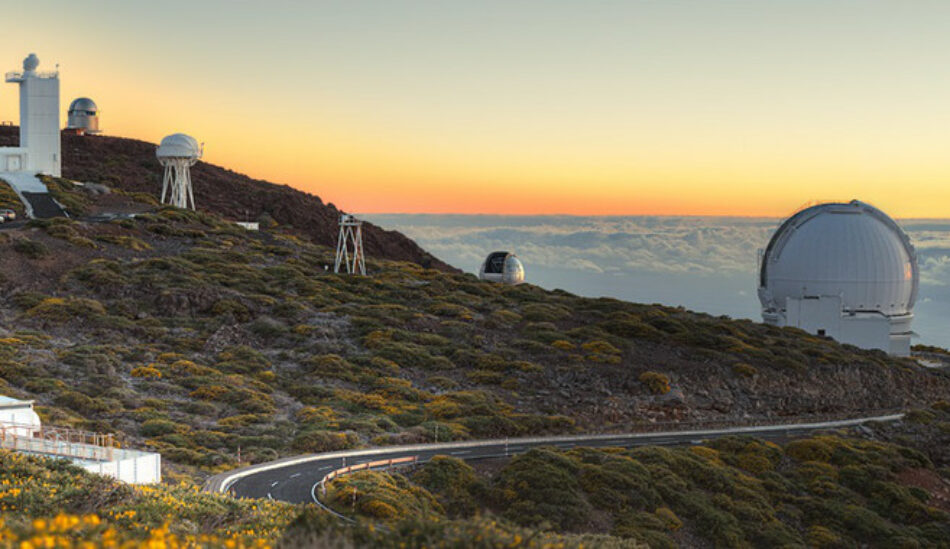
[{"xmin": 218, "ymin": 414, "xmax": 902, "ymax": 504}]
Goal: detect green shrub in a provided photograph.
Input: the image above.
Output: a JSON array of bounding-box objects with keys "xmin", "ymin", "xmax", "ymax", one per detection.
[
  {"xmin": 140, "ymin": 418, "xmax": 181, "ymax": 437},
  {"xmin": 638, "ymin": 371, "xmax": 671, "ymax": 395},
  {"xmin": 731, "ymin": 363, "xmax": 757, "ymax": 378},
  {"xmin": 655, "ymin": 507, "xmax": 682, "ymax": 531},
  {"xmin": 786, "ymin": 438, "xmax": 835, "ymax": 463},
  {"xmin": 13, "ymin": 238, "xmax": 48, "ymax": 258},
  {"xmin": 26, "ymin": 297, "xmax": 106, "ymax": 322},
  {"xmin": 411, "ymin": 456, "xmax": 485, "ymax": 518},
  {"xmin": 291, "ymin": 430, "xmax": 358, "ymax": 452},
  {"xmin": 581, "ymin": 340, "xmax": 621, "ymax": 355}
]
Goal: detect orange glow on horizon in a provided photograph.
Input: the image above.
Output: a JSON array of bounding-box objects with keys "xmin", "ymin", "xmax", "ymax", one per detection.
[{"xmin": 6, "ymin": 2, "xmax": 950, "ymax": 219}]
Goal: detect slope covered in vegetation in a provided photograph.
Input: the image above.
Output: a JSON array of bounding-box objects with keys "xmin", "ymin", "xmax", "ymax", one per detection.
[
  {"xmin": 0, "ymin": 180, "xmax": 947, "ymax": 483},
  {"xmin": 0, "ymin": 450, "xmax": 644, "ymax": 548},
  {"xmin": 318, "ymin": 407, "xmax": 950, "ymax": 547},
  {"xmin": 3, "ymin": 411, "xmax": 949, "ymax": 547}
]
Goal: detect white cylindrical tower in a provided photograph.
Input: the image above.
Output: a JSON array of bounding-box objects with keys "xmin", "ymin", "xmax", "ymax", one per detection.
[
  {"xmin": 156, "ymin": 133, "xmax": 201, "ymax": 210},
  {"xmin": 758, "ymin": 200, "xmax": 918, "ymax": 356},
  {"xmin": 4, "ymin": 53, "xmax": 60, "ymax": 176}
]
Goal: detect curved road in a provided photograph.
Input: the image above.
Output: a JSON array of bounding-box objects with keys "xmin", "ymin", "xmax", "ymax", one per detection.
[{"xmin": 208, "ymin": 413, "xmax": 902, "ymax": 504}]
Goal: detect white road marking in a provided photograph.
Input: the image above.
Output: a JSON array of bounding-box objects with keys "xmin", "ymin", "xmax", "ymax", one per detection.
[
  {"xmin": 310, "ymin": 482, "xmax": 319, "ymax": 503},
  {"xmin": 270, "ymin": 481, "xmax": 279, "ymax": 487},
  {"xmin": 290, "ymin": 473, "xmax": 302, "ymax": 478},
  {"xmin": 450, "ymin": 450, "xmax": 471, "ymax": 455},
  {"xmin": 267, "ymin": 492, "xmax": 273, "ymax": 500}
]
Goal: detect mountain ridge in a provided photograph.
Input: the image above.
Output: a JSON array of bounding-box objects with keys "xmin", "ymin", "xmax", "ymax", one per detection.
[{"xmin": 0, "ymin": 126, "xmax": 456, "ymax": 272}]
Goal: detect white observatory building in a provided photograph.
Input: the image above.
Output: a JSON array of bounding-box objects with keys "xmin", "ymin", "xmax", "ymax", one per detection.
[
  {"xmin": 479, "ymin": 251, "xmax": 526, "ymax": 285},
  {"xmin": 0, "ymin": 53, "xmax": 60, "ymax": 176},
  {"xmin": 157, "ymin": 133, "xmax": 201, "ymax": 210},
  {"xmin": 758, "ymin": 200, "xmax": 918, "ymax": 356},
  {"xmin": 66, "ymin": 97, "xmax": 100, "ymax": 135}
]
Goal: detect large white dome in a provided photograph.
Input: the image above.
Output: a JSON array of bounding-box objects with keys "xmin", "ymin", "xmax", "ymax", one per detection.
[{"xmin": 759, "ymin": 200, "xmax": 918, "ymax": 316}]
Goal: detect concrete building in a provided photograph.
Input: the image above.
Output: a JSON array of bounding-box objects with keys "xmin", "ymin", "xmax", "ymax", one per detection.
[
  {"xmin": 0, "ymin": 396, "xmax": 41, "ymax": 437},
  {"xmin": 758, "ymin": 200, "xmax": 918, "ymax": 356},
  {"xmin": 0, "ymin": 395, "xmax": 160, "ymax": 484}
]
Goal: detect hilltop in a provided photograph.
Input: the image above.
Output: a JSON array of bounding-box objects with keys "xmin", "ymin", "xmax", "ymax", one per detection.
[{"xmin": 0, "ymin": 126, "xmax": 454, "ymax": 272}]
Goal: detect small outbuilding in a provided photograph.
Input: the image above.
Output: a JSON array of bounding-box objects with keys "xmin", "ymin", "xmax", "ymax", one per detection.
[
  {"xmin": 0, "ymin": 395, "xmax": 41, "ymax": 437},
  {"xmin": 0, "ymin": 394, "xmax": 161, "ymax": 484}
]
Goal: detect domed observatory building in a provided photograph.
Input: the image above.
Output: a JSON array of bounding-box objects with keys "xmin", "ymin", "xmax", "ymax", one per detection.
[
  {"xmin": 479, "ymin": 251, "xmax": 526, "ymax": 285},
  {"xmin": 65, "ymin": 98, "xmax": 100, "ymax": 135},
  {"xmin": 156, "ymin": 133, "xmax": 202, "ymax": 210},
  {"xmin": 758, "ymin": 200, "xmax": 918, "ymax": 356}
]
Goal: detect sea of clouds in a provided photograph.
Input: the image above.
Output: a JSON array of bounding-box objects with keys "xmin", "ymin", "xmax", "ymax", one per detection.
[{"xmin": 366, "ymin": 215, "xmax": 950, "ymax": 348}]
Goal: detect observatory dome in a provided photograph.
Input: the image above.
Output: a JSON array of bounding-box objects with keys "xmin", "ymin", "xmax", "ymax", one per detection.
[
  {"xmin": 156, "ymin": 133, "xmax": 201, "ymax": 159},
  {"xmin": 759, "ymin": 200, "xmax": 918, "ymax": 316},
  {"xmin": 479, "ymin": 251, "xmax": 525, "ymax": 285},
  {"xmin": 66, "ymin": 98, "xmax": 100, "ymax": 134},
  {"xmin": 68, "ymin": 97, "xmax": 97, "ymax": 114}
]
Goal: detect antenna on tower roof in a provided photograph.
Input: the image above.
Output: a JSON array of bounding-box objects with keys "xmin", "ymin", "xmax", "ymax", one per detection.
[{"xmin": 334, "ymin": 214, "xmax": 366, "ymax": 275}]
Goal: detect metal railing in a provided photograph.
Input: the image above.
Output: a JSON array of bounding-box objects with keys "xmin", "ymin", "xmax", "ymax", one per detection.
[
  {"xmin": 207, "ymin": 409, "xmax": 907, "ymax": 496},
  {"xmin": 0, "ymin": 422, "xmax": 115, "ymax": 462},
  {"xmin": 4, "ymin": 71, "xmax": 58, "ymax": 81},
  {"xmin": 317, "ymin": 456, "xmax": 419, "ymax": 500},
  {"xmin": 309, "ymin": 455, "xmax": 420, "ymax": 523},
  {"xmin": 589, "ymin": 407, "xmax": 904, "ymax": 436}
]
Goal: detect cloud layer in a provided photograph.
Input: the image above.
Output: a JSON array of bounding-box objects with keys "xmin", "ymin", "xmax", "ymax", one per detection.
[
  {"xmin": 370, "ymin": 214, "xmax": 950, "ymax": 283},
  {"xmin": 367, "ymin": 214, "xmax": 950, "ymax": 347}
]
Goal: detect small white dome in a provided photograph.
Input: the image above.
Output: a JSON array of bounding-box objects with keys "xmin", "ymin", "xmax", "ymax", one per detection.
[
  {"xmin": 759, "ymin": 200, "xmax": 918, "ymax": 316},
  {"xmin": 156, "ymin": 133, "xmax": 201, "ymax": 159},
  {"xmin": 479, "ymin": 251, "xmax": 526, "ymax": 285}
]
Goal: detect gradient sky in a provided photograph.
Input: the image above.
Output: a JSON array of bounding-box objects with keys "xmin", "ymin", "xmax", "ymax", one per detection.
[{"xmin": 4, "ymin": 1, "xmax": 950, "ymax": 216}]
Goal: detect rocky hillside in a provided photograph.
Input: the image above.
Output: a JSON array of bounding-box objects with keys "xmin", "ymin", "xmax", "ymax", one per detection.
[
  {"xmin": 320, "ymin": 418, "xmax": 950, "ymax": 547},
  {"xmin": 0, "ymin": 165, "xmax": 946, "ymax": 546},
  {"xmin": 0, "ymin": 182, "xmax": 946, "ymax": 480},
  {"xmin": 1, "ymin": 410, "xmax": 948, "ymax": 547},
  {"xmin": 0, "ymin": 127, "xmax": 454, "ymax": 272}
]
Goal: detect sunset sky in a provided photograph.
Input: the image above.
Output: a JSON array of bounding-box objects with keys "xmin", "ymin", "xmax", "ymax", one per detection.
[{"xmin": 4, "ymin": 1, "xmax": 950, "ymax": 216}]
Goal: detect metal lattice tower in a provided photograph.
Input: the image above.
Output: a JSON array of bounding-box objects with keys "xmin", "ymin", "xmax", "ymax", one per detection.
[
  {"xmin": 160, "ymin": 158, "xmax": 197, "ymax": 209},
  {"xmin": 334, "ymin": 214, "xmax": 366, "ymax": 275}
]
